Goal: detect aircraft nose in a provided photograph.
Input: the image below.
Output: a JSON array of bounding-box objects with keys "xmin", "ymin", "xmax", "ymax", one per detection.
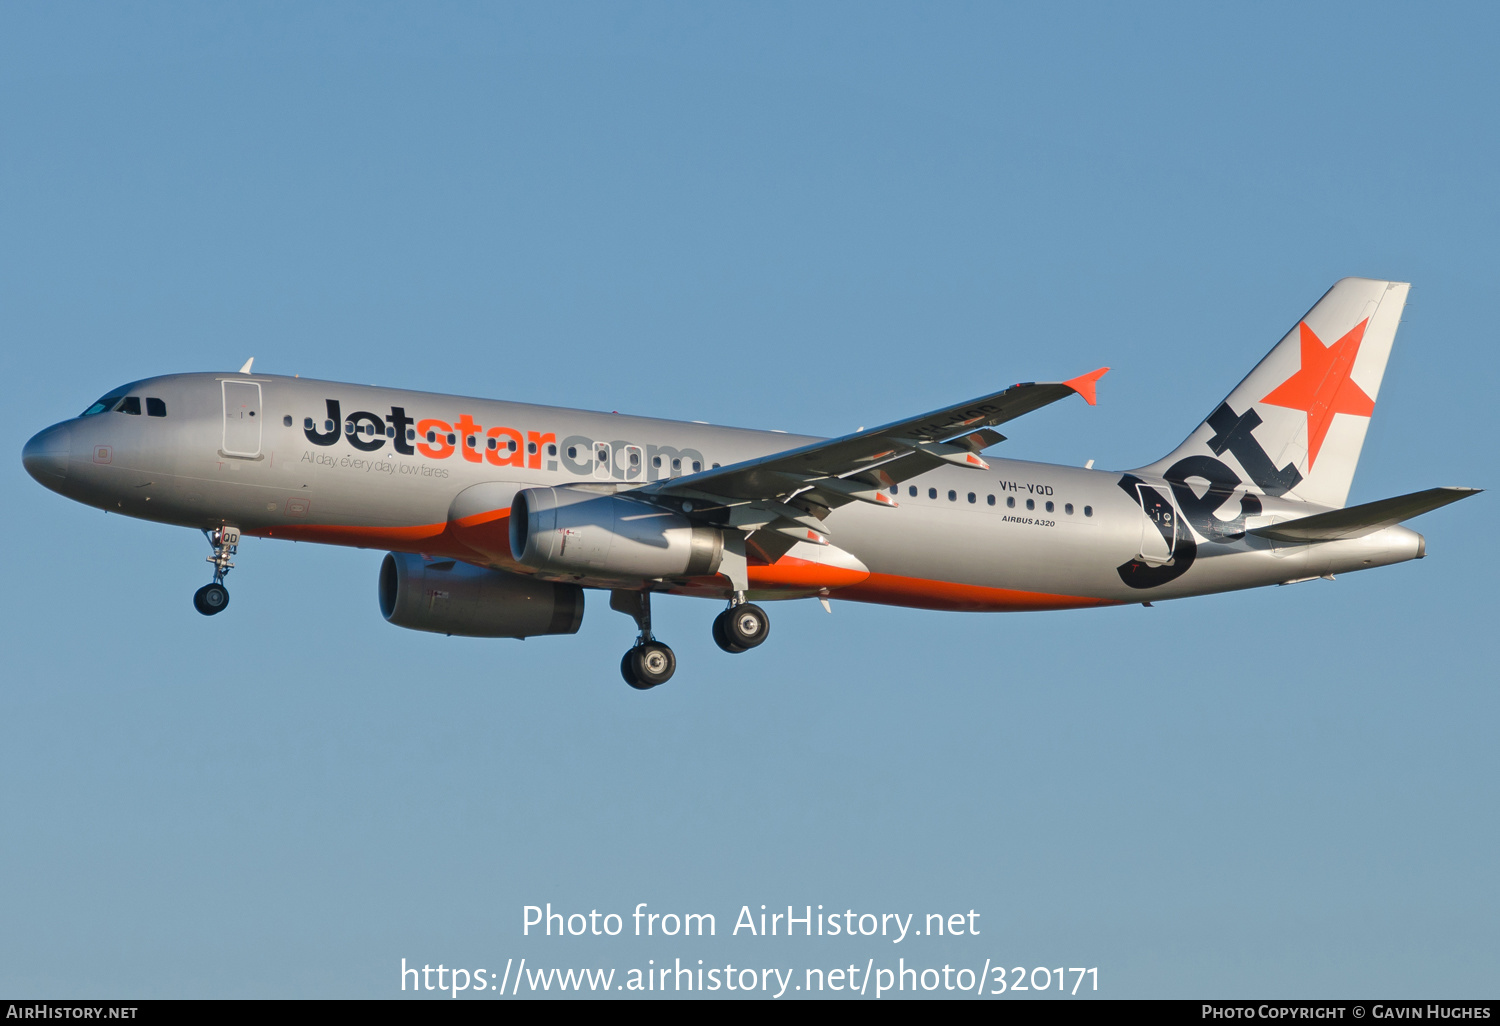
[{"xmin": 22, "ymin": 423, "xmax": 71, "ymax": 486}]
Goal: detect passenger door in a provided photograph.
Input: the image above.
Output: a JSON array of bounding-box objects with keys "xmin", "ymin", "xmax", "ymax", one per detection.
[
  {"xmin": 222, "ymin": 380, "xmax": 263, "ymax": 458},
  {"xmin": 1135, "ymin": 482, "xmax": 1178, "ymax": 564}
]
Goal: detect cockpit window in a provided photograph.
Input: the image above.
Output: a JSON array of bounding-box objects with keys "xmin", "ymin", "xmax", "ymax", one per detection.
[
  {"xmin": 146, "ymin": 398, "xmax": 166, "ymax": 417},
  {"xmin": 81, "ymin": 392, "xmax": 127, "ymax": 416},
  {"xmin": 116, "ymin": 396, "xmax": 142, "ymax": 415}
]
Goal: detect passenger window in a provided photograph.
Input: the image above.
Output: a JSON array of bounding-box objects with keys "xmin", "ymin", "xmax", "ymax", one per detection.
[
  {"xmin": 1084, "ymin": 505, "xmax": 1093, "ymax": 517},
  {"xmin": 282, "ymin": 414, "xmax": 292, "ymax": 427},
  {"xmin": 711, "ymin": 462, "xmax": 720, "ymax": 469},
  {"xmin": 1026, "ymin": 499, "xmax": 1035, "ymax": 510},
  {"xmin": 928, "ymin": 487, "xmax": 937, "ymax": 499},
  {"xmin": 909, "ymin": 486, "xmax": 918, "ymax": 497},
  {"xmin": 692, "ymin": 461, "xmax": 701, "ymax": 472},
  {"xmin": 487, "ymin": 438, "xmax": 497, "ymax": 450},
  {"xmin": 428, "ymin": 431, "xmax": 437, "ymax": 443},
  {"xmin": 304, "ymin": 417, "xmax": 314, "ymax": 430},
  {"xmin": 147, "ymin": 398, "xmax": 167, "ymax": 417},
  {"xmin": 1007, "ymin": 496, "xmax": 1015, "ymax": 508},
  {"xmin": 889, "ymin": 485, "xmax": 897, "ymax": 494},
  {"xmin": 987, "ymin": 494, "xmax": 995, "ymax": 506},
  {"xmin": 567, "ymin": 446, "xmax": 577, "ymax": 459},
  {"xmin": 1045, "ymin": 501, "xmax": 1054, "ymax": 513},
  {"xmin": 967, "ymin": 492, "xmax": 976, "ymax": 503},
  {"xmin": 508, "ymin": 439, "xmax": 518, "ymax": 452},
  {"xmin": 528, "ymin": 441, "xmax": 537, "ymax": 454},
  {"xmin": 1065, "ymin": 503, "xmax": 1074, "ymax": 515},
  {"xmin": 671, "ymin": 458, "xmax": 681, "ymax": 470},
  {"xmin": 116, "ymin": 396, "xmax": 142, "ymax": 415},
  {"xmin": 446, "ymin": 433, "xmax": 456, "ymax": 445},
  {"xmin": 407, "ymin": 429, "xmax": 416, "ymax": 440},
  {"xmin": 324, "ymin": 420, "xmax": 334, "ymax": 432},
  {"xmin": 548, "ymin": 444, "xmax": 557, "ymax": 456}
]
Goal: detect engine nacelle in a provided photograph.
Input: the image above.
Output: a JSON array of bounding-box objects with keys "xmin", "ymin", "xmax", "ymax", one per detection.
[
  {"xmin": 509, "ymin": 487, "xmax": 723, "ymax": 580},
  {"xmin": 378, "ymin": 552, "xmax": 584, "ymax": 638}
]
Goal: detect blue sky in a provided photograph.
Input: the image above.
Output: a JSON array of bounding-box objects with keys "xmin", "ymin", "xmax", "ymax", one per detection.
[{"xmin": 2, "ymin": 2, "xmax": 1495, "ymax": 998}]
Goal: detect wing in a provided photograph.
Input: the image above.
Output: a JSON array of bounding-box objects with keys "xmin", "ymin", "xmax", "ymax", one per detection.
[{"xmin": 639, "ymin": 368, "xmax": 1108, "ymax": 557}]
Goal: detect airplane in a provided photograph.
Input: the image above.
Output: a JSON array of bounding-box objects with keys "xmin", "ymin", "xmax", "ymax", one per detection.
[{"xmin": 21, "ymin": 277, "xmax": 1479, "ymax": 689}]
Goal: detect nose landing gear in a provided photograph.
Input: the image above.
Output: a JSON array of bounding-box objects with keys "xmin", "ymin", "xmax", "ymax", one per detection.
[
  {"xmin": 712, "ymin": 598, "xmax": 770, "ymax": 653},
  {"xmin": 611, "ymin": 589, "xmax": 676, "ymax": 690},
  {"xmin": 194, "ymin": 526, "xmax": 240, "ymax": 617}
]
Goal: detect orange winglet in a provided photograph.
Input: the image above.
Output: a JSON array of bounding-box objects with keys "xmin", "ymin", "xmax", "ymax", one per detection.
[{"xmin": 1063, "ymin": 367, "xmax": 1109, "ymax": 406}]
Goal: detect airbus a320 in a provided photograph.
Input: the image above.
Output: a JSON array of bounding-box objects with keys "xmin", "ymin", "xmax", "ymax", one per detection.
[{"xmin": 22, "ymin": 278, "xmax": 1479, "ymax": 688}]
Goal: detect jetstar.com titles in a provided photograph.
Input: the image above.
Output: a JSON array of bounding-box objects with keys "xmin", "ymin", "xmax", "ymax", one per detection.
[{"xmin": 298, "ymin": 398, "xmax": 709, "ymax": 482}]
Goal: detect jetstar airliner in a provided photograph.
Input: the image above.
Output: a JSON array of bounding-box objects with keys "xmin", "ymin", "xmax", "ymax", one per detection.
[{"xmin": 21, "ymin": 278, "xmax": 1480, "ymax": 688}]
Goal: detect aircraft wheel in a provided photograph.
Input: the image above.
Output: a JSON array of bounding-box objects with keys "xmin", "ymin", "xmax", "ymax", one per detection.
[
  {"xmin": 712, "ymin": 611, "xmax": 747, "ymax": 654},
  {"xmin": 721, "ymin": 603, "xmax": 769, "ymax": 650},
  {"xmin": 621, "ymin": 650, "xmax": 651, "ymax": 690},
  {"xmin": 627, "ymin": 642, "xmax": 676, "ymax": 689},
  {"xmin": 193, "ymin": 583, "xmax": 230, "ymax": 616}
]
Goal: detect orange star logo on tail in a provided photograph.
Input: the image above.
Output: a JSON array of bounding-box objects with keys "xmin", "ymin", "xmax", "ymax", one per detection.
[{"xmin": 1259, "ymin": 320, "xmax": 1375, "ymax": 468}]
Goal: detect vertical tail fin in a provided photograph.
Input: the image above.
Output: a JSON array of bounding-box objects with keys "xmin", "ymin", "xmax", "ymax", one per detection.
[{"xmin": 1138, "ymin": 277, "xmax": 1409, "ymax": 508}]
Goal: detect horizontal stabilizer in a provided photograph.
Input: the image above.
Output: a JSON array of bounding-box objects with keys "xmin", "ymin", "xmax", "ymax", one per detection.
[{"xmin": 1249, "ymin": 487, "xmax": 1480, "ymax": 542}]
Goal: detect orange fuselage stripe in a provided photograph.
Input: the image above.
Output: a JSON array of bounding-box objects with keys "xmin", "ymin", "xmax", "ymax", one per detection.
[
  {"xmin": 833, "ymin": 573, "xmax": 1119, "ymax": 612},
  {"xmin": 253, "ymin": 512, "xmax": 1114, "ymax": 611},
  {"xmin": 255, "ymin": 509, "xmax": 516, "ymax": 567}
]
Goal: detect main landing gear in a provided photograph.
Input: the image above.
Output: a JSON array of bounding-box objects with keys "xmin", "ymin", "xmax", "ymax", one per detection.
[
  {"xmin": 621, "ymin": 643, "xmax": 676, "ymax": 690},
  {"xmin": 610, "ymin": 590, "xmax": 773, "ymax": 690},
  {"xmin": 611, "ymin": 590, "xmax": 676, "ymax": 690},
  {"xmin": 193, "ymin": 526, "xmax": 239, "ymax": 617},
  {"xmin": 712, "ymin": 599, "xmax": 770, "ymax": 654}
]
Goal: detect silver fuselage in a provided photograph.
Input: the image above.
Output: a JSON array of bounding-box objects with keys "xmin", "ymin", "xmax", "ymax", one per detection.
[{"xmin": 22, "ymin": 372, "xmax": 1424, "ymax": 611}]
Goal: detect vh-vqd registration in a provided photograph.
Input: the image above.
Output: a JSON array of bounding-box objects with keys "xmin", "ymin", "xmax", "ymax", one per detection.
[{"xmin": 22, "ymin": 278, "xmax": 1479, "ymax": 688}]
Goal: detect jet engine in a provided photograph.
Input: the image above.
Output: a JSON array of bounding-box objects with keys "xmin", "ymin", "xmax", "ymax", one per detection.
[
  {"xmin": 378, "ymin": 552, "xmax": 584, "ymax": 638},
  {"xmin": 509, "ymin": 487, "xmax": 723, "ymax": 580}
]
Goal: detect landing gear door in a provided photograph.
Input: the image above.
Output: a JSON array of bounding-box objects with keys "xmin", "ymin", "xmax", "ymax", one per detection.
[
  {"xmin": 222, "ymin": 380, "xmax": 263, "ymax": 458},
  {"xmin": 1135, "ymin": 482, "xmax": 1177, "ymax": 565}
]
